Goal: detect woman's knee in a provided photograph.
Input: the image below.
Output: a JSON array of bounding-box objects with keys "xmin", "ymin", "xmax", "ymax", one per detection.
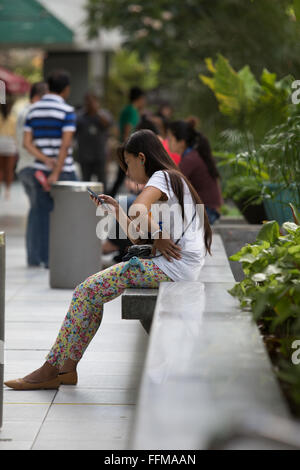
[
  {"xmin": 73, "ymin": 280, "xmax": 90, "ymax": 301},
  {"xmin": 73, "ymin": 264, "xmax": 126, "ymax": 299},
  {"xmin": 73, "ymin": 271, "xmax": 106, "ymax": 302}
]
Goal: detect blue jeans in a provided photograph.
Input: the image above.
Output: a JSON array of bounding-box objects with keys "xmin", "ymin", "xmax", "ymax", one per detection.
[
  {"xmin": 19, "ymin": 168, "xmax": 78, "ymax": 266},
  {"xmin": 18, "ymin": 168, "xmax": 41, "ymax": 265},
  {"xmin": 205, "ymin": 206, "xmax": 220, "ymax": 225},
  {"xmin": 37, "ymin": 170, "xmax": 78, "ymax": 266}
]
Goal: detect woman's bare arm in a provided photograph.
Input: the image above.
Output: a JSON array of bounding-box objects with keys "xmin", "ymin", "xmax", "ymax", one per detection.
[{"xmin": 91, "ymin": 186, "xmax": 182, "ymax": 260}]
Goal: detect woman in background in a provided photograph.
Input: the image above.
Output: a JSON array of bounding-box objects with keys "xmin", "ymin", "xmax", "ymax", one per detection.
[
  {"xmin": 168, "ymin": 120, "xmax": 223, "ymax": 225},
  {"xmin": 138, "ymin": 114, "xmax": 181, "ymax": 166}
]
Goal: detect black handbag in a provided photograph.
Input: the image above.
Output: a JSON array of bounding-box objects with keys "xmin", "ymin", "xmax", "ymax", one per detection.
[
  {"xmin": 122, "ymin": 244, "xmax": 154, "ymax": 262},
  {"xmin": 122, "ymin": 210, "xmax": 197, "ymax": 262}
]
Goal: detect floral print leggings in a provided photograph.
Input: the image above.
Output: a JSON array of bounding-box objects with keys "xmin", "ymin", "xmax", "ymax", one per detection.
[{"xmin": 46, "ymin": 259, "xmax": 173, "ymax": 368}]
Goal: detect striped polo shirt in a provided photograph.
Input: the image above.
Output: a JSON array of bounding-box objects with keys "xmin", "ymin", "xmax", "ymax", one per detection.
[{"xmin": 24, "ymin": 93, "xmax": 76, "ymax": 173}]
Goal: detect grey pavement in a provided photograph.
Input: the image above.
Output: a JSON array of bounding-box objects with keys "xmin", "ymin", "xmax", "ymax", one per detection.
[
  {"xmin": 0, "ymin": 181, "xmax": 148, "ymax": 450},
  {"xmin": 0, "ymin": 180, "xmax": 227, "ymax": 450}
]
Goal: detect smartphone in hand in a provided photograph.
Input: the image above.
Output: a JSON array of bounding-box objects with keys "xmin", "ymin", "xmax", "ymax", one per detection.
[
  {"xmin": 87, "ymin": 187, "xmax": 109, "ymax": 209},
  {"xmin": 87, "ymin": 187, "xmax": 104, "ymax": 203}
]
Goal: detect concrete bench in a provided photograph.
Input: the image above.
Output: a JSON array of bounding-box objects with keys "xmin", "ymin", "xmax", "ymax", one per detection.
[
  {"xmin": 122, "ymin": 234, "xmax": 293, "ymax": 450},
  {"xmin": 122, "ymin": 288, "xmax": 158, "ymax": 333},
  {"xmin": 122, "ymin": 234, "xmax": 233, "ymax": 332}
]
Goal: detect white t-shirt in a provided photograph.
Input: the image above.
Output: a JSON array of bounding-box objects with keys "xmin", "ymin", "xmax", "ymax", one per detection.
[{"xmin": 144, "ymin": 170, "xmax": 206, "ymax": 281}]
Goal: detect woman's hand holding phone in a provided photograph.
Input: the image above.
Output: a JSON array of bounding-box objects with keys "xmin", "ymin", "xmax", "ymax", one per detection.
[{"xmin": 89, "ymin": 192, "xmax": 119, "ymax": 215}]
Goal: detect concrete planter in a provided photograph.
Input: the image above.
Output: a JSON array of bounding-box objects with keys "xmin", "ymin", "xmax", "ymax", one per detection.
[
  {"xmin": 263, "ymin": 183, "xmax": 300, "ymax": 226},
  {"xmin": 235, "ymin": 198, "xmax": 267, "ymax": 224},
  {"xmin": 214, "ymin": 224, "xmax": 262, "ymax": 282}
]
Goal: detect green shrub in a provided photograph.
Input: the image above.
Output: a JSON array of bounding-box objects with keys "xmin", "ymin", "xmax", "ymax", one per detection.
[{"xmin": 229, "ymin": 212, "xmax": 300, "ymax": 412}]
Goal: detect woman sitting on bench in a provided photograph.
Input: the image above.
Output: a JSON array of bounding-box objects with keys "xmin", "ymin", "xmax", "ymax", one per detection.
[{"xmin": 5, "ymin": 129, "xmax": 212, "ymax": 390}]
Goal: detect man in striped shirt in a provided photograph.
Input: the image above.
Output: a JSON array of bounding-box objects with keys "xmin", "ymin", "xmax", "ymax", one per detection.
[{"xmin": 23, "ymin": 70, "xmax": 78, "ymax": 267}]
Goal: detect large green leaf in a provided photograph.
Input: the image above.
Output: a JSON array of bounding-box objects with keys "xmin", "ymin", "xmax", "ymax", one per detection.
[
  {"xmin": 238, "ymin": 65, "xmax": 261, "ymax": 101},
  {"xmin": 256, "ymin": 221, "xmax": 280, "ymax": 244},
  {"xmin": 282, "ymin": 222, "xmax": 300, "ymax": 234},
  {"xmin": 252, "ymin": 273, "xmax": 267, "ymax": 282},
  {"xmin": 200, "ymin": 53, "xmax": 294, "ymax": 143},
  {"xmin": 230, "ymin": 242, "xmax": 267, "ymax": 262},
  {"xmin": 200, "ymin": 54, "xmax": 255, "ymax": 117},
  {"xmin": 260, "ymin": 68, "xmax": 277, "ymax": 88}
]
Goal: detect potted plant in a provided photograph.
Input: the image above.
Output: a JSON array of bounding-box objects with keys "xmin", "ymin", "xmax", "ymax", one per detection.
[
  {"xmin": 216, "ymin": 148, "xmax": 269, "ymax": 224},
  {"xmin": 201, "ymin": 55, "xmax": 298, "ymax": 225},
  {"xmin": 223, "ymin": 175, "xmax": 267, "ymax": 224},
  {"xmin": 258, "ymin": 114, "xmax": 300, "ymax": 225}
]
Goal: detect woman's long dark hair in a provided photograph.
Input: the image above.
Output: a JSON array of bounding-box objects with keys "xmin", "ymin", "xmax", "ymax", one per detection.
[
  {"xmin": 117, "ymin": 129, "xmax": 212, "ymax": 255},
  {"xmin": 168, "ymin": 120, "xmax": 220, "ymax": 180}
]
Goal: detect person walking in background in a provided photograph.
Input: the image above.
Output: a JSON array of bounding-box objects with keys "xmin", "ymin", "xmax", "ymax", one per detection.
[
  {"xmin": 76, "ymin": 92, "xmax": 113, "ymax": 191},
  {"xmin": 157, "ymin": 101, "xmax": 173, "ymax": 124},
  {"xmin": 156, "ymin": 101, "xmax": 173, "ymax": 141},
  {"xmin": 0, "ymin": 95, "xmax": 17, "ymax": 200},
  {"xmin": 16, "ymin": 81, "xmax": 48, "ymax": 266},
  {"xmin": 23, "ymin": 70, "xmax": 78, "ymax": 267},
  {"xmin": 148, "ymin": 102, "xmax": 181, "ymax": 166},
  {"xmin": 168, "ymin": 119, "xmax": 223, "ymax": 225},
  {"xmin": 108, "ymin": 86, "xmax": 146, "ymax": 197}
]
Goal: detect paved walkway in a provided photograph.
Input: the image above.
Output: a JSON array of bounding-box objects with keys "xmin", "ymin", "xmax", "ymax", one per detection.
[{"xmin": 0, "ymin": 182, "xmax": 148, "ymax": 450}]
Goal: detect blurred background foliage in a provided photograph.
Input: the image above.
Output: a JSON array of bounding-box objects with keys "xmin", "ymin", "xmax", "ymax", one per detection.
[
  {"xmin": 0, "ymin": 49, "xmax": 44, "ymax": 84},
  {"xmin": 86, "ymin": 0, "xmax": 300, "ymax": 141},
  {"xmin": 200, "ymin": 54, "xmax": 295, "ymax": 146},
  {"xmin": 102, "ymin": 49, "xmax": 159, "ymax": 117}
]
